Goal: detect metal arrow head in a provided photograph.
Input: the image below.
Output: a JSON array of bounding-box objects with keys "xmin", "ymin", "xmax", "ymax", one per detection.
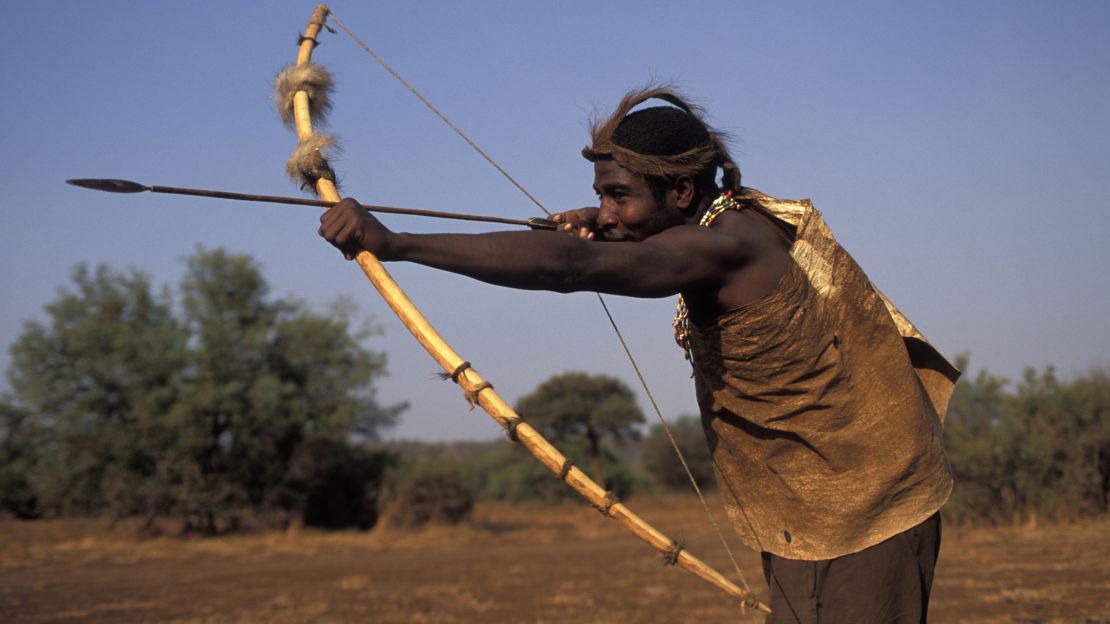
[{"xmin": 65, "ymin": 178, "xmax": 150, "ymax": 193}]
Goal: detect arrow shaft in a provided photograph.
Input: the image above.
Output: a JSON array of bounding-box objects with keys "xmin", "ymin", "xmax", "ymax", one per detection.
[{"xmin": 145, "ymin": 184, "xmax": 552, "ymax": 229}]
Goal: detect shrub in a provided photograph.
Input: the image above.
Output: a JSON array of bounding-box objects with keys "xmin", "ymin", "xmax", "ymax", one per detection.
[
  {"xmin": 288, "ymin": 438, "xmax": 396, "ymax": 530},
  {"xmin": 384, "ymin": 459, "xmax": 474, "ymax": 528},
  {"xmin": 464, "ymin": 441, "xmax": 642, "ymax": 503},
  {"xmin": 944, "ymin": 363, "xmax": 1110, "ymax": 525}
]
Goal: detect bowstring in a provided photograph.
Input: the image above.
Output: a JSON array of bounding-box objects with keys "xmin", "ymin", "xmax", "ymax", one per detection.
[
  {"xmin": 324, "ymin": 11, "xmax": 750, "ymax": 593},
  {"xmin": 327, "ymin": 13, "xmax": 550, "ymax": 217},
  {"xmin": 594, "ymin": 295, "xmax": 750, "ymax": 593}
]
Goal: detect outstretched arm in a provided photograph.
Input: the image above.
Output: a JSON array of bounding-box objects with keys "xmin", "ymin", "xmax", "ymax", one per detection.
[{"xmin": 319, "ymin": 198, "xmax": 752, "ymax": 298}]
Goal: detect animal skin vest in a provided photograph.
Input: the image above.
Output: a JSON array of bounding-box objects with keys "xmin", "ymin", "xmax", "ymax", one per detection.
[{"xmin": 688, "ymin": 189, "xmax": 956, "ymax": 560}]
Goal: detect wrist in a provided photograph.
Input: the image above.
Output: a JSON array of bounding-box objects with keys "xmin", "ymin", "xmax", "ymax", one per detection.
[{"xmin": 379, "ymin": 231, "xmax": 407, "ymax": 261}]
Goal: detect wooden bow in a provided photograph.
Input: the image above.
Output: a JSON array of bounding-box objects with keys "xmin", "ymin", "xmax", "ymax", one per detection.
[{"xmin": 282, "ymin": 4, "xmax": 767, "ymax": 613}]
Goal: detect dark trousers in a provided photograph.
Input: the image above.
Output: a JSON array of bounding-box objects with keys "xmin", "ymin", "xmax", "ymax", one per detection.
[{"xmin": 761, "ymin": 513, "xmax": 941, "ymax": 624}]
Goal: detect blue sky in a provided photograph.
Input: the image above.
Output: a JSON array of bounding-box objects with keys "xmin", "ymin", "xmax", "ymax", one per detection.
[{"xmin": 3, "ymin": 1, "xmax": 1108, "ymax": 440}]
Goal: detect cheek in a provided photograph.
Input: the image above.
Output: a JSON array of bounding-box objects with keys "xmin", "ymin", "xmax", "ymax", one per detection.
[
  {"xmin": 642, "ymin": 204, "xmax": 672, "ymax": 226},
  {"xmin": 621, "ymin": 203, "xmax": 655, "ymax": 226}
]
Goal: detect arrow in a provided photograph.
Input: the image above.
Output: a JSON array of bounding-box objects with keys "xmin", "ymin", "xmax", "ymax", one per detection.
[{"xmin": 65, "ymin": 178, "xmax": 557, "ymax": 231}]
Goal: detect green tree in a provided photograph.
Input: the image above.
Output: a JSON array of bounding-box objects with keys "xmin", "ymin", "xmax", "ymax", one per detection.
[
  {"xmin": 515, "ymin": 372, "xmax": 644, "ymax": 488},
  {"xmin": 288, "ymin": 437, "xmax": 396, "ymax": 529},
  {"xmin": 944, "ymin": 364, "xmax": 1015, "ymax": 523},
  {"xmin": 640, "ymin": 415, "xmax": 714, "ymax": 490},
  {"xmin": 0, "ymin": 398, "xmax": 44, "ymax": 518},
  {"xmin": 2, "ymin": 248, "xmax": 405, "ymax": 530},
  {"xmin": 1008, "ymin": 365, "xmax": 1109, "ymax": 519},
  {"xmin": 7, "ymin": 264, "xmax": 186, "ymax": 517},
  {"xmin": 944, "ymin": 356, "xmax": 1110, "ymax": 525}
]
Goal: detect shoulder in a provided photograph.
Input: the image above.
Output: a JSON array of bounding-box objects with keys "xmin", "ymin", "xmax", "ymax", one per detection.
[
  {"xmin": 706, "ymin": 207, "xmax": 789, "ymax": 254},
  {"xmin": 646, "ymin": 208, "xmax": 786, "ymax": 272},
  {"xmin": 688, "ymin": 208, "xmax": 794, "ymax": 315},
  {"xmin": 644, "ymin": 221, "xmax": 759, "ymax": 269}
]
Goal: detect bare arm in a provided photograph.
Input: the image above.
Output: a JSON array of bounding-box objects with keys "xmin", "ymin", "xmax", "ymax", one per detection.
[{"xmin": 319, "ymin": 199, "xmax": 754, "ymax": 298}]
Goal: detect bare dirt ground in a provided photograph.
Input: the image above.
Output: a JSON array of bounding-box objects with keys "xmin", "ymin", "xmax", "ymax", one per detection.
[{"xmin": 1, "ymin": 495, "xmax": 1107, "ymax": 623}]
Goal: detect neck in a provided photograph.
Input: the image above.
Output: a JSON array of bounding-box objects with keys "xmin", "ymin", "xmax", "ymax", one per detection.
[{"xmin": 689, "ymin": 190, "xmax": 721, "ymax": 223}]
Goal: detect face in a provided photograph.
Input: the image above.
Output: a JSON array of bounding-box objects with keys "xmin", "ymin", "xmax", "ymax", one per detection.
[{"xmin": 592, "ymin": 160, "xmax": 688, "ymax": 242}]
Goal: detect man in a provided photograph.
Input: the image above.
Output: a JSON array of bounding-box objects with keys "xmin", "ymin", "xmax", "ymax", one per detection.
[{"xmin": 319, "ymin": 86, "xmax": 958, "ymax": 623}]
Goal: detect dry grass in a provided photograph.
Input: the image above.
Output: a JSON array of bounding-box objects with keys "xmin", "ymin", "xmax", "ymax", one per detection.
[{"xmin": 1, "ymin": 495, "xmax": 1107, "ymax": 623}]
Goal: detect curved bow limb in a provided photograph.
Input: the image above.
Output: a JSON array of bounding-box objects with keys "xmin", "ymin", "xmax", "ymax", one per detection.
[{"xmin": 289, "ymin": 4, "xmax": 768, "ymax": 614}]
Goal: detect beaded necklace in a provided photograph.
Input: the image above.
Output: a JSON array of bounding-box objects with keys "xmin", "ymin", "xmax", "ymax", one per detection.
[{"xmin": 672, "ymin": 191, "xmax": 742, "ymax": 361}]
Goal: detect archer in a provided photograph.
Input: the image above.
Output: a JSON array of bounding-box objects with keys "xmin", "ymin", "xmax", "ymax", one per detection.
[{"xmin": 319, "ymin": 86, "xmax": 955, "ymax": 623}]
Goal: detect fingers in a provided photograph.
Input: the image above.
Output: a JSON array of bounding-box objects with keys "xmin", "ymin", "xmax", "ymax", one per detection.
[
  {"xmin": 334, "ymin": 219, "xmax": 363, "ymax": 258},
  {"xmin": 318, "ymin": 219, "xmax": 355, "ymax": 260},
  {"xmin": 318, "ymin": 197, "xmax": 368, "ymax": 260},
  {"xmin": 552, "ymin": 208, "xmax": 600, "ymax": 240},
  {"xmin": 558, "ymin": 221, "xmax": 595, "ymax": 239}
]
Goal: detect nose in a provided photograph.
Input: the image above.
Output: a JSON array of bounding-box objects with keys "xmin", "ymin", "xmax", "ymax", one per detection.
[{"xmin": 598, "ymin": 201, "xmax": 619, "ymax": 228}]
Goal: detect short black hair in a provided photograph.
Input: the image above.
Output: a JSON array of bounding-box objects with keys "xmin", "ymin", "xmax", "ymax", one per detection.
[
  {"xmin": 610, "ymin": 106, "xmax": 719, "ymax": 197},
  {"xmin": 583, "ymin": 85, "xmax": 742, "ymax": 200}
]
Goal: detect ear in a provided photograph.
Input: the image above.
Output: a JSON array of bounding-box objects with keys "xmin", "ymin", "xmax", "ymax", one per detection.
[{"xmin": 670, "ymin": 176, "xmax": 696, "ymax": 211}]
